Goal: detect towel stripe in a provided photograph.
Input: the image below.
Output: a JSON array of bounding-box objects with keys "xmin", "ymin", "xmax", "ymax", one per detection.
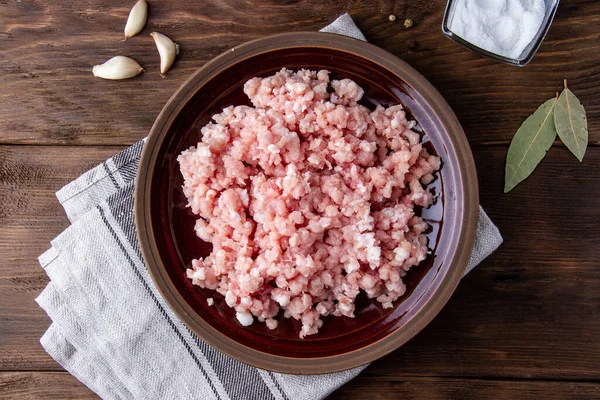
[
  {"xmin": 188, "ymin": 329, "xmax": 277, "ymax": 400},
  {"xmin": 268, "ymin": 371, "xmax": 289, "ymax": 400},
  {"xmin": 98, "ymin": 206, "xmax": 222, "ymax": 400},
  {"xmin": 102, "ymin": 161, "xmax": 120, "ymax": 190},
  {"xmin": 105, "ymin": 182, "xmax": 277, "ymax": 400}
]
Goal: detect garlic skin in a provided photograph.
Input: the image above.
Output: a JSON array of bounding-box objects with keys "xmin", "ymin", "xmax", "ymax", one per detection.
[
  {"xmin": 150, "ymin": 32, "xmax": 179, "ymax": 77},
  {"xmin": 124, "ymin": 0, "xmax": 148, "ymax": 40},
  {"xmin": 92, "ymin": 56, "xmax": 144, "ymax": 80}
]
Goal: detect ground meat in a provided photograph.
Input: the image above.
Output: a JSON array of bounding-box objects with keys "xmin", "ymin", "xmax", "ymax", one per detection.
[{"xmin": 179, "ymin": 68, "xmax": 441, "ymax": 338}]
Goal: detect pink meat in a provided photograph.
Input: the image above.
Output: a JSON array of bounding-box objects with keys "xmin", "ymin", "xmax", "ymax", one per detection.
[{"xmin": 179, "ymin": 68, "xmax": 440, "ymax": 338}]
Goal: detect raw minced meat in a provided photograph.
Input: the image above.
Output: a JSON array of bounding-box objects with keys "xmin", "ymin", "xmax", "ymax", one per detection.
[{"xmin": 178, "ymin": 68, "xmax": 440, "ymax": 338}]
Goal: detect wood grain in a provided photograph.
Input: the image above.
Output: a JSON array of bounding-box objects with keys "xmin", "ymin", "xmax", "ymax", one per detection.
[
  {"xmin": 328, "ymin": 375, "xmax": 600, "ymax": 399},
  {"xmin": 0, "ymin": 0, "xmax": 598, "ymax": 147},
  {"xmin": 0, "ymin": 372, "xmax": 99, "ymax": 399},
  {"xmin": 1, "ymin": 145, "xmax": 598, "ymax": 379},
  {"xmin": 1, "ymin": 372, "xmax": 598, "ymax": 400}
]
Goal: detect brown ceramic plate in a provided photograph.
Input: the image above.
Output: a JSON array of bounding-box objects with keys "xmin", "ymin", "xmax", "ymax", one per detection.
[{"xmin": 135, "ymin": 32, "xmax": 478, "ymax": 374}]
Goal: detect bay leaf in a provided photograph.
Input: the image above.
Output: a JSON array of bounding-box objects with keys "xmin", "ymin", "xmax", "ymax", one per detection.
[
  {"xmin": 555, "ymin": 82, "xmax": 588, "ymax": 161},
  {"xmin": 504, "ymin": 97, "xmax": 558, "ymax": 193}
]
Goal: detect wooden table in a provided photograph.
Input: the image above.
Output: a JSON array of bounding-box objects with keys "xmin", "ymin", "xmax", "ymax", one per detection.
[{"xmin": 1, "ymin": 1, "xmax": 599, "ymax": 398}]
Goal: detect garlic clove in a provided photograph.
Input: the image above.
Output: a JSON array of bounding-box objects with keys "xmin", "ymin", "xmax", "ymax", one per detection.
[
  {"xmin": 124, "ymin": 0, "xmax": 148, "ymax": 40},
  {"xmin": 92, "ymin": 56, "xmax": 144, "ymax": 80},
  {"xmin": 150, "ymin": 32, "xmax": 179, "ymax": 77}
]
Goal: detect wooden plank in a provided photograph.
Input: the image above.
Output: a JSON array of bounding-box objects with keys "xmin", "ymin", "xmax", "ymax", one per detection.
[
  {"xmin": 0, "ymin": 145, "xmax": 598, "ymax": 378},
  {"xmin": 0, "ymin": 0, "xmax": 598, "ymax": 147},
  {"xmin": 0, "ymin": 372, "xmax": 98, "ymax": 399},
  {"xmin": 328, "ymin": 375, "xmax": 600, "ymax": 399},
  {"xmin": 1, "ymin": 372, "xmax": 598, "ymax": 400}
]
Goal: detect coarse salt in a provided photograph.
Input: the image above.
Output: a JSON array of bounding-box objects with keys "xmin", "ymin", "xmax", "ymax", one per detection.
[{"xmin": 449, "ymin": 0, "xmax": 548, "ymax": 59}]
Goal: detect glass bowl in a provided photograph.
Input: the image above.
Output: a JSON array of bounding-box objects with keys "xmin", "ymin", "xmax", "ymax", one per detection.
[{"xmin": 442, "ymin": 0, "xmax": 561, "ymax": 66}]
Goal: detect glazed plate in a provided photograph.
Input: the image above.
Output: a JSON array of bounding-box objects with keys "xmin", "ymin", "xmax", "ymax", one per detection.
[{"xmin": 135, "ymin": 32, "xmax": 478, "ymax": 374}]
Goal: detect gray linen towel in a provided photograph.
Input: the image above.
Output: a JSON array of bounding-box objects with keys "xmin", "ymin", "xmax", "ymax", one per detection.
[{"xmin": 36, "ymin": 14, "xmax": 503, "ymax": 400}]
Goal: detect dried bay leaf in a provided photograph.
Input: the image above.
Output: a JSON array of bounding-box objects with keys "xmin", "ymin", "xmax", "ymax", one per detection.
[
  {"xmin": 504, "ymin": 97, "xmax": 558, "ymax": 193},
  {"xmin": 555, "ymin": 80, "xmax": 588, "ymax": 161}
]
